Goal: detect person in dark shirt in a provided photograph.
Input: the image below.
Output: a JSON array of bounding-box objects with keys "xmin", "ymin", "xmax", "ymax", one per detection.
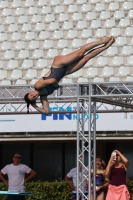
[{"xmin": 105, "ymin": 148, "xmax": 130, "ymax": 200}]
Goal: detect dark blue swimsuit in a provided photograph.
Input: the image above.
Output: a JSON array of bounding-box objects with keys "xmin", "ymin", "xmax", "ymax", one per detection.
[
  {"xmin": 42, "ymin": 66, "xmax": 67, "ymax": 95},
  {"xmin": 91, "ymin": 173, "xmax": 105, "ymax": 197},
  {"xmin": 96, "ymin": 174, "xmax": 105, "ymax": 197}
]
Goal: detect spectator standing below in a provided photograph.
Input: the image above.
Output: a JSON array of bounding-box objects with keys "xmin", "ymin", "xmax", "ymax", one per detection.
[
  {"xmin": 0, "ymin": 153, "xmax": 36, "ymax": 200},
  {"xmin": 105, "ymin": 148, "xmax": 130, "ymax": 200},
  {"xmin": 65, "ymin": 158, "xmax": 88, "ymax": 200},
  {"xmin": 86, "ymin": 156, "xmax": 108, "ymax": 200}
]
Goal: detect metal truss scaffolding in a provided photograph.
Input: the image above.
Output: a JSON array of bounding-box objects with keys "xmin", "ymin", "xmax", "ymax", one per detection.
[{"xmin": 1, "ymin": 82, "xmax": 133, "ymax": 200}]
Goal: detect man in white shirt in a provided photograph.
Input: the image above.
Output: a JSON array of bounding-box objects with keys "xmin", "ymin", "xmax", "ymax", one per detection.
[
  {"xmin": 65, "ymin": 158, "xmax": 88, "ymax": 200},
  {"xmin": 0, "ymin": 152, "xmax": 36, "ymax": 200}
]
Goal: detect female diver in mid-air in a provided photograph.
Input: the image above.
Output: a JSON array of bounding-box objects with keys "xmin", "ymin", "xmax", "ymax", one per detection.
[{"xmin": 24, "ymin": 36, "xmax": 115, "ymax": 114}]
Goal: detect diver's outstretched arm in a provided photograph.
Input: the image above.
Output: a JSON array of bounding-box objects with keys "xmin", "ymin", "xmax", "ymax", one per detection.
[{"xmin": 31, "ymin": 96, "xmax": 49, "ymax": 114}]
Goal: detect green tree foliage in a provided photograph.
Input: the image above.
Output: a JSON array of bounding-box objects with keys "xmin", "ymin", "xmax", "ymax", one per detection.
[
  {"xmin": 127, "ymin": 180, "xmax": 133, "ymax": 195},
  {"xmin": 0, "ymin": 180, "xmax": 133, "ymax": 200},
  {"xmin": 0, "ymin": 180, "xmax": 72, "ymax": 200}
]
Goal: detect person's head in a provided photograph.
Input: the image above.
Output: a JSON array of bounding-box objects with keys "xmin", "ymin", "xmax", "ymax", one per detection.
[
  {"xmin": 77, "ymin": 156, "xmax": 83, "ymax": 171},
  {"xmin": 24, "ymin": 90, "xmax": 39, "ymax": 113},
  {"xmin": 115, "ymin": 147, "xmax": 123, "ymax": 154},
  {"xmin": 79, "ymin": 156, "xmax": 82, "ymax": 162},
  {"xmin": 13, "ymin": 153, "xmax": 22, "ymax": 165},
  {"xmin": 96, "ymin": 156, "xmax": 103, "ymax": 169},
  {"xmin": 114, "ymin": 147, "xmax": 123, "ymax": 162}
]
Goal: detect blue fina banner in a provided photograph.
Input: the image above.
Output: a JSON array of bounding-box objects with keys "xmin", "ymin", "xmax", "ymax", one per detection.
[{"xmin": 0, "ymin": 103, "xmax": 133, "ymax": 132}]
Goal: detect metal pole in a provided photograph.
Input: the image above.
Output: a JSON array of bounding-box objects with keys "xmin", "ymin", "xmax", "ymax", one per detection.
[
  {"xmin": 81, "ymin": 86, "xmax": 85, "ymax": 200},
  {"xmin": 88, "ymin": 83, "xmax": 91, "ymax": 200},
  {"xmin": 93, "ymin": 84, "xmax": 97, "ymax": 200},
  {"xmin": 77, "ymin": 84, "xmax": 80, "ymax": 200}
]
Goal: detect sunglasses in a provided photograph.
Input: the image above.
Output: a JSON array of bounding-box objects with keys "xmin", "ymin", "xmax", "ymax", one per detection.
[{"xmin": 14, "ymin": 156, "xmax": 21, "ymax": 159}]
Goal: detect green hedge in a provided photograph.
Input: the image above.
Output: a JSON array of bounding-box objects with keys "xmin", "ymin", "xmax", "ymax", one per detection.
[
  {"xmin": 127, "ymin": 180, "xmax": 133, "ymax": 195},
  {"xmin": 0, "ymin": 180, "xmax": 72, "ymax": 200},
  {"xmin": 0, "ymin": 180, "xmax": 133, "ymax": 200}
]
